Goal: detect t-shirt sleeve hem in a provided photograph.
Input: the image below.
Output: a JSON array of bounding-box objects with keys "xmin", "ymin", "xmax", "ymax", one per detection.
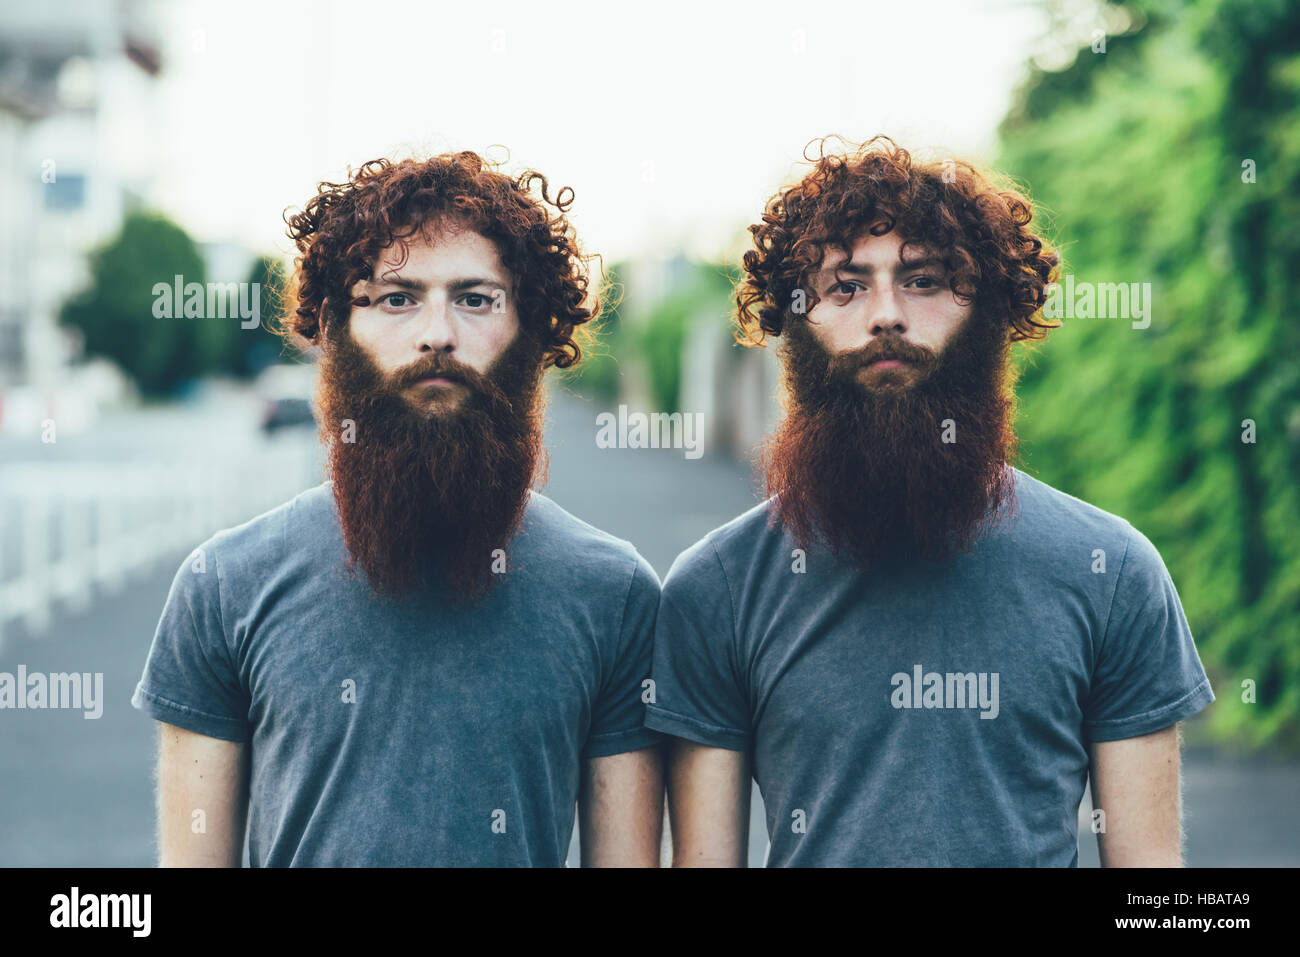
[
  {"xmin": 1083, "ymin": 678, "xmax": 1215, "ymax": 742},
  {"xmin": 131, "ymin": 684, "xmax": 251, "ymax": 743},
  {"xmin": 581, "ymin": 725, "xmax": 664, "ymax": 760},
  {"xmin": 644, "ymin": 705, "xmax": 748, "ymax": 751}
]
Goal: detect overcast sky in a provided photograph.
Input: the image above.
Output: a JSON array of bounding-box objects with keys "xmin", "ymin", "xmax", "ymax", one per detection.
[{"xmin": 150, "ymin": 0, "xmax": 1057, "ymax": 265}]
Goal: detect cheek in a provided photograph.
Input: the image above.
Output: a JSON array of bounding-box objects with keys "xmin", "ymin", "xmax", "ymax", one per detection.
[
  {"xmin": 462, "ymin": 311, "xmax": 520, "ymax": 370},
  {"xmin": 500, "ymin": 310, "xmax": 521, "ymax": 345},
  {"xmin": 825, "ymin": 311, "xmax": 866, "ymax": 351},
  {"xmin": 927, "ymin": 303, "xmax": 972, "ymax": 348},
  {"xmin": 805, "ymin": 303, "xmax": 848, "ymax": 348},
  {"xmin": 488, "ymin": 311, "xmax": 521, "ymax": 353},
  {"xmin": 346, "ymin": 313, "xmax": 380, "ymax": 355},
  {"xmin": 348, "ymin": 314, "xmax": 412, "ymax": 379},
  {"xmin": 349, "ymin": 315, "xmax": 393, "ymax": 362},
  {"xmin": 949, "ymin": 307, "xmax": 974, "ymax": 339}
]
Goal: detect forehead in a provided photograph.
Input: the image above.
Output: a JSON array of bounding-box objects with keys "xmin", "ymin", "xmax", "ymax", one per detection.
[
  {"xmin": 820, "ymin": 229, "xmax": 935, "ymax": 270},
  {"xmin": 372, "ymin": 225, "xmax": 507, "ymax": 280}
]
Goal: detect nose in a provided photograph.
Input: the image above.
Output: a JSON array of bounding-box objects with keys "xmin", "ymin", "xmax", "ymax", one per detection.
[
  {"xmin": 865, "ymin": 285, "xmax": 907, "ymax": 337},
  {"xmin": 415, "ymin": 298, "xmax": 456, "ymax": 354}
]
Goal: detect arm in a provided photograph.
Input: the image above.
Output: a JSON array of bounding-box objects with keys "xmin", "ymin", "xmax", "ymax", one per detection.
[
  {"xmin": 665, "ymin": 739, "xmax": 750, "ymax": 867},
  {"xmin": 1088, "ymin": 722, "xmax": 1184, "ymax": 867},
  {"xmin": 156, "ymin": 721, "xmax": 250, "ymax": 867},
  {"xmin": 578, "ymin": 744, "xmax": 665, "ymax": 867}
]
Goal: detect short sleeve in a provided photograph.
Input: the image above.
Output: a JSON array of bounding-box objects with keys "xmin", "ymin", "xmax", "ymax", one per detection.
[
  {"xmin": 643, "ymin": 536, "xmax": 750, "ymax": 751},
  {"xmin": 1083, "ymin": 524, "xmax": 1214, "ymax": 742},
  {"xmin": 582, "ymin": 552, "xmax": 664, "ymax": 759},
  {"xmin": 130, "ymin": 542, "xmax": 252, "ymax": 743}
]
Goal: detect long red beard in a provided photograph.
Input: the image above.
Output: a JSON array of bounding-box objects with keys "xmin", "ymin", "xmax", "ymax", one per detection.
[
  {"xmin": 313, "ymin": 324, "xmax": 547, "ymax": 602},
  {"xmin": 761, "ymin": 307, "xmax": 1020, "ymax": 569}
]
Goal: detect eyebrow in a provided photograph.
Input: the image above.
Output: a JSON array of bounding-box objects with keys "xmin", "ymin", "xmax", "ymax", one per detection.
[
  {"xmin": 829, "ymin": 257, "xmax": 946, "ymax": 280},
  {"xmin": 367, "ymin": 275, "xmax": 507, "ymax": 293}
]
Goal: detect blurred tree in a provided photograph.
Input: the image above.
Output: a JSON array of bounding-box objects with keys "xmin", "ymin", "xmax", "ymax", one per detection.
[
  {"xmin": 58, "ymin": 212, "xmax": 208, "ymax": 397},
  {"xmin": 638, "ymin": 263, "xmax": 736, "ymax": 413},
  {"xmin": 558, "ymin": 262, "xmax": 626, "ymax": 402},
  {"xmin": 1000, "ymin": 0, "xmax": 1300, "ymax": 747},
  {"xmin": 228, "ymin": 255, "xmax": 293, "ymax": 377}
]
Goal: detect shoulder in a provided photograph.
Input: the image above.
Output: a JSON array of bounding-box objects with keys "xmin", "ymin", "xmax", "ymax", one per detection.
[
  {"xmin": 1002, "ymin": 469, "xmax": 1183, "ymax": 594},
  {"xmin": 519, "ymin": 490, "xmax": 660, "ymax": 598},
  {"xmin": 662, "ymin": 498, "xmax": 778, "ymax": 594},
  {"xmin": 197, "ymin": 482, "xmax": 333, "ymax": 579},
  {"xmin": 1004, "ymin": 468, "xmax": 1138, "ymax": 548}
]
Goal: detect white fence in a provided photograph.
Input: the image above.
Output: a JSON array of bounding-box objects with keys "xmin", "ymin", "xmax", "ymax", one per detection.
[{"xmin": 0, "ymin": 433, "xmax": 323, "ymax": 649}]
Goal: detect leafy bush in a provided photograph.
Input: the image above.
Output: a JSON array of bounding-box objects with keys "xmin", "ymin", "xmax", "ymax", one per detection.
[{"xmin": 1000, "ymin": 0, "xmax": 1300, "ymax": 748}]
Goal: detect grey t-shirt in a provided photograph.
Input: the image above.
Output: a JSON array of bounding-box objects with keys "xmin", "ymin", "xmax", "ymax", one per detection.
[
  {"xmin": 644, "ymin": 467, "xmax": 1214, "ymax": 866},
  {"xmin": 131, "ymin": 482, "xmax": 661, "ymax": 866}
]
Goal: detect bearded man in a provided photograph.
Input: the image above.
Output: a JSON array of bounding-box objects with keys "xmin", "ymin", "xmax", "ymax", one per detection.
[
  {"xmin": 131, "ymin": 151, "xmax": 664, "ymax": 866},
  {"xmin": 644, "ymin": 137, "xmax": 1214, "ymax": 867}
]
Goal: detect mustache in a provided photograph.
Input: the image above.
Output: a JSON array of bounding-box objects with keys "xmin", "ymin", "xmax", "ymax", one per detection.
[
  {"xmin": 826, "ymin": 336, "xmax": 938, "ymax": 379},
  {"xmin": 390, "ymin": 353, "xmax": 493, "ymax": 394}
]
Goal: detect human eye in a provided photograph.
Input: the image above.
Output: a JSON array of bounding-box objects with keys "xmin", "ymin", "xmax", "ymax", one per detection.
[
  {"xmin": 377, "ymin": 291, "xmax": 417, "ymax": 311},
  {"xmin": 460, "ymin": 292, "xmax": 492, "ymax": 310},
  {"xmin": 905, "ymin": 274, "xmax": 942, "ymax": 291},
  {"xmin": 830, "ymin": 280, "xmax": 864, "ymax": 299}
]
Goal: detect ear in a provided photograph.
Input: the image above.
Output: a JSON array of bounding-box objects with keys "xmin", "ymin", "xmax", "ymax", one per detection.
[
  {"xmin": 318, "ymin": 297, "xmax": 334, "ymax": 342},
  {"xmin": 304, "ymin": 297, "xmax": 336, "ymax": 355}
]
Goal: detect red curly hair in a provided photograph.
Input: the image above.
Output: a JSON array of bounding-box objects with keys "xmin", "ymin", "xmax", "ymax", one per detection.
[
  {"xmin": 281, "ymin": 151, "xmax": 598, "ymax": 368},
  {"xmin": 736, "ymin": 135, "xmax": 1059, "ymax": 345}
]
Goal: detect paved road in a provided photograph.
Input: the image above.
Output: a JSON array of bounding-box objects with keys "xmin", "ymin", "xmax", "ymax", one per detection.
[{"xmin": 1, "ymin": 383, "xmax": 1296, "ymax": 866}]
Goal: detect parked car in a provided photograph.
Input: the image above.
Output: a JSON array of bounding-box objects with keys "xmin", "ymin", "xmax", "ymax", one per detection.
[{"xmin": 256, "ymin": 363, "xmax": 318, "ymax": 433}]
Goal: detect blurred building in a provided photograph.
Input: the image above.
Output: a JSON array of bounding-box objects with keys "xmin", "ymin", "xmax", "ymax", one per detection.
[
  {"xmin": 621, "ymin": 252, "xmax": 782, "ymax": 459},
  {"xmin": 0, "ymin": 0, "xmax": 161, "ymax": 433}
]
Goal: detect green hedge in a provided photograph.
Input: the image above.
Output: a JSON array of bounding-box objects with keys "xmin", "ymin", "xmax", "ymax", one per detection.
[{"xmin": 999, "ymin": 0, "xmax": 1300, "ymax": 748}]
